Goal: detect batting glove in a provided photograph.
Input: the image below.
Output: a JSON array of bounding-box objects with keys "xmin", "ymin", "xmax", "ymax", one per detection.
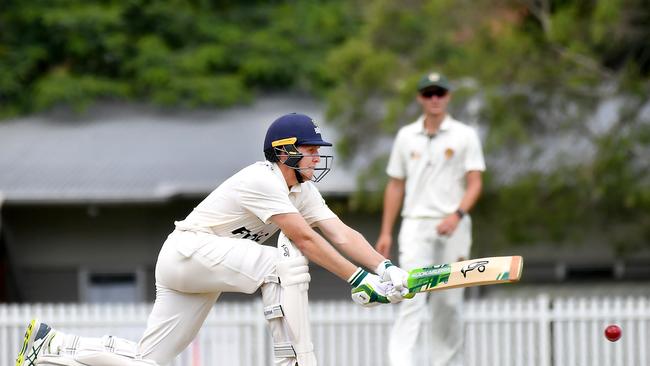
[
  {"xmin": 348, "ymin": 268, "xmax": 391, "ymax": 307},
  {"xmin": 376, "ymin": 260, "xmax": 410, "ymax": 302}
]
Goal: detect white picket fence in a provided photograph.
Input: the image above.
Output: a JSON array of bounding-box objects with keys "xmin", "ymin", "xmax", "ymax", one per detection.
[{"xmin": 1, "ymin": 295, "xmax": 649, "ymax": 366}]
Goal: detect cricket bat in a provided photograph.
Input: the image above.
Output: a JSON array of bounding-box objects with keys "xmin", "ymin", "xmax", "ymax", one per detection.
[{"xmin": 405, "ymin": 255, "xmax": 523, "ymax": 294}]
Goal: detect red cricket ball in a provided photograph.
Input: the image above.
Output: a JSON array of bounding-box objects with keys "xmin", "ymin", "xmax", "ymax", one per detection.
[{"xmin": 604, "ymin": 324, "xmax": 622, "ymax": 342}]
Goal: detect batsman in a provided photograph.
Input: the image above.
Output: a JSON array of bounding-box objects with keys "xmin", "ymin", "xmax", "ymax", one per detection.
[{"xmin": 16, "ymin": 113, "xmax": 411, "ymax": 366}]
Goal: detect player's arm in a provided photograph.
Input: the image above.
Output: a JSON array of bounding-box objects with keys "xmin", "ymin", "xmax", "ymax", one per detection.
[
  {"xmin": 272, "ymin": 213, "xmax": 405, "ymax": 306},
  {"xmin": 315, "ymin": 216, "xmax": 410, "ymax": 299},
  {"xmin": 271, "ymin": 212, "xmax": 358, "ymax": 281},
  {"xmin": 375, "ymin": 177, "xmax": 405, "ymax": 258},
  {"xmin": 458, "ymin": 126, "xmax": 486, "ymax": 216},
  {"xmin": 458, "ymin": 170, "xmax": 482, "ymax": 213},
  {"xmin": 313, "ymin": 217, "xmax": 385, "ymax": 271}
]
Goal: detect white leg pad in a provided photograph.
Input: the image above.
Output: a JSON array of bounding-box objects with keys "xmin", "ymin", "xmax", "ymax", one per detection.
[
  {"xmin": 36, "ymin": 357, "xmax": 85, "ymax": 366},
  {"xmin": 261, "ymin": 233, "xmax": 317, "ymax": 366},
  {"xmin": 37, "ymin": 333, "xmax": 159, "ymax": 366}
]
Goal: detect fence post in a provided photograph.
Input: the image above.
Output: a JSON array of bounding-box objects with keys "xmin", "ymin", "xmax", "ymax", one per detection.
[
  {"xmin": 538, "ymin": 294, "xmax": 551, "ymax": 366},
  {"xmin": 253, "ymin": 301, "xmax": 268, "ymax": 366}
]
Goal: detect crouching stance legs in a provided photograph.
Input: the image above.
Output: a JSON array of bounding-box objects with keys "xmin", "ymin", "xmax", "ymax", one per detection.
[
  {"xmin": 16, "ymin": 319, "xmax": 159, "ymax": 366},
  {"xmin": 262, "ymin": 233, "xmax": 316, "ymax": 366}
]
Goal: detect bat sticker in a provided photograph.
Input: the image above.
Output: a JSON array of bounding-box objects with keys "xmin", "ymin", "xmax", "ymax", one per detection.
[
  {"xmin": 407, "ymin": 265, "xmax": 451, "ymax": 293},
  {"xmin": 460, "ymin": 260, "xmax": 489, "ymax": 278}
]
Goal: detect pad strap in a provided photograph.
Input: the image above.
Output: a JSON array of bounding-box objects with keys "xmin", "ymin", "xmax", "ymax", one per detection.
[
  {"xmin": 264, "ymin": 304, "xmax": 285, "ymax": 319},
  {"xmin": 273, "ymin": 342, "xmax": 297, "ymax": 358}
]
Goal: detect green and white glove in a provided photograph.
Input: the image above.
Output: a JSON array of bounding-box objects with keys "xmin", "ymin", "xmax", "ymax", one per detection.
[
  {"xmin": 348, "ymin": 268, "xmax": 391, "ymax": 307},
  {"xmin": 375, "ymin": 260, "xmax": 411, "ymax": 303}
]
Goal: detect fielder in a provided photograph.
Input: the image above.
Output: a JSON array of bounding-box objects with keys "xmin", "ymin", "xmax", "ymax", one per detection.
[
  {"xmin": 16, "ymin": 113, "xmax": 410, "ymax": 366},
  {"xmin": 375, "ymin": 72, "xmax": 485, "ymax": 366}
]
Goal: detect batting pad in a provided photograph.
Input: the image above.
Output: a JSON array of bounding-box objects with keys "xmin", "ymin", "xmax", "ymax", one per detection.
[
  {"xmin": 261, "ymin": 235, "xmax": 317, "ymax": 366},
  {"xmin": 38, "ymin": 333, "xmax": 159, "ymax": 366}
]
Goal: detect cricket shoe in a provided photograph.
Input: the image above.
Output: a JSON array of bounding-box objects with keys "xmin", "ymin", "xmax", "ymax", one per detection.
[{"xmin": 16, "ymin": 319, "xmax": 54, "ymax": 366}]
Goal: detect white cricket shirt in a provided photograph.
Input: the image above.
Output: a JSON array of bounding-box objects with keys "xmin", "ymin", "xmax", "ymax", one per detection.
[
  {"xmin": 175, "ymin": 161, "xmax": 337, "ymax": 244},
  {"xmin": 386, "ymin": 115, "xmax": 485, "ymax": 218}
]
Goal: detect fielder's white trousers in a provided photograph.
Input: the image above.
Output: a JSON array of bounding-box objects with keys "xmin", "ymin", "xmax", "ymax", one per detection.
[
  {"xmin": 137, "ymin": 230, "xmax": 278, "ymax": 364},
  {"xmin": 388, "ymin": 217, "xmax": 472, "ymax": 366}
]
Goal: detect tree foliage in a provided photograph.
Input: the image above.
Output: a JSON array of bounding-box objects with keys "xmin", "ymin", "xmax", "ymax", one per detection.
[
  {"xmin": 324, "ymin": 0, "xmax": 650, "ymax": 253},
  {"xmin": 0, "ymin": 0, "xmax": 360, "ymax": 116}
]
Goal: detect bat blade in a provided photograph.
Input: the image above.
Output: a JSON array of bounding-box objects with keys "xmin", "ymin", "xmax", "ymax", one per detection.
[{"xmin": 406, "ymin": 255, "xmax": 523, "ymax": 294}]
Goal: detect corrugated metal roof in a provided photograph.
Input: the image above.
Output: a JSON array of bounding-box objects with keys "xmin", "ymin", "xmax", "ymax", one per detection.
[{"xmin": 0, "ymin": 96, "xmax": 357, "ymax": 203}]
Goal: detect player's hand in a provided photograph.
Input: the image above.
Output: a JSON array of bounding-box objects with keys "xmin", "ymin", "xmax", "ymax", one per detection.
[
  {"xmin": 375, "ymin": 260, "xmax": 409, "ymax": 302},
  {"xmin": 385, "ymin": 282, "xmax": 415, "ymax": 302},
  {"xmin": 348, "ymin": 268, "xmax": 392, "ymax": 307},
  {"xmin": 436, "ymin": 214, "xmax": 460, "ymax": 236},
  {"xmin": 374, "ymin": 234, "xmax": 393, "ymax": 258}
]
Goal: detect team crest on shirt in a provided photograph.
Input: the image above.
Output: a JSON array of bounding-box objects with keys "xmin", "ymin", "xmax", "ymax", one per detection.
[
  {"xmin": 410, "ymin": 150, "xmax": 421, "ymax": 160},
  {"xmin": 445, "ymin": 148, "xmax": 454, "ymax": 159}
]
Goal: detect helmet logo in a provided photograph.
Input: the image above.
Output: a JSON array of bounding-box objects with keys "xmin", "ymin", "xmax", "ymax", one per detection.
[
  {"xmin": 311, "ymin": 119, "xmax": 322, "ymax": 134},
  {"xmin": 428, "ymin": 73, "xmax": 441, "ymax": 82}
]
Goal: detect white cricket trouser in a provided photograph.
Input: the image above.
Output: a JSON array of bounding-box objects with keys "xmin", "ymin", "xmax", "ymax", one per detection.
[
  {"xmin": 388, "ymin": 217, "xmax": 472, "ymax": 366},
  {"xmin": 137, "ymin": 229, "xmax": 278, "ymax": 364}
]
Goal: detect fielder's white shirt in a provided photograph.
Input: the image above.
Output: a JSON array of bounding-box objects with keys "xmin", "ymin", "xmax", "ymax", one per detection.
[
  {"xmin": 386, "ymin": 115, "xmax": 485, "ymax": 218},
  {"xmin": 175, "ymin": 161, "xmax": 337, "ymax": 243}
]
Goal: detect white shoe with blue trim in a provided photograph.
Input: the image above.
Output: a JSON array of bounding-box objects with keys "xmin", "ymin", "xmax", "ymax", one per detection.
[{"xmin": 16, "ymin": 319, "xmax": 54, "ymax": 366}]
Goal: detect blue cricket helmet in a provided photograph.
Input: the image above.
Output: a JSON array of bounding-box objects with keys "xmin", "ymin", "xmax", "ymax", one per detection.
[
  {"xmin": 263, "ymin": 113, "xmax": 333, "ymax": 183},
  {"xmin": 263, "ymin": 113, "xmax": 332, "ymax": 152}
]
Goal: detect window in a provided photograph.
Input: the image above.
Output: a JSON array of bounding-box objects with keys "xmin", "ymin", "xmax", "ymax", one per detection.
[{"xmin": 79, "ymin": 268, "xmax": 146, "ymax": 303}]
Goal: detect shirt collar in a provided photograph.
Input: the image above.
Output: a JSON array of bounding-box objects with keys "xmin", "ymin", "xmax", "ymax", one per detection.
[
  {"xmin": 416, "ymin": 114, "xmax": 452, "ymax": 135},
  {"xmin": 267, "ymin": 161, "xmax": 303, "ymax": 193}
]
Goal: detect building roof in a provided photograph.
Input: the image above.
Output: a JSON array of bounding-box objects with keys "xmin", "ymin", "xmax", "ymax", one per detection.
[{"xmin": 0, "ymin": 96, "xmax": 357, "ymax": 204}]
